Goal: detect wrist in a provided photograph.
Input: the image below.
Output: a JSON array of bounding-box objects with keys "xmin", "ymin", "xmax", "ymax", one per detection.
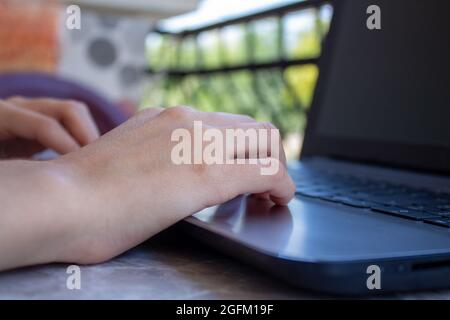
[
  {"xmin": 34, "ymin": 160, "xmax": 90, "ymax": 265},
  {"xmin": 49, "ymin": 153, "xmax": 126, "ymax": 264},
  {"xmin": 0, "ymin": 159, "xmax": 90, "ymax": 270}
]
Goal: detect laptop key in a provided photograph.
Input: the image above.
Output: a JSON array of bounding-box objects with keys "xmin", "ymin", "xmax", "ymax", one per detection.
[
  {"xmin": 405, "ymin": 205, "xmax": 438, "ymax": 212},
  {"xmin": 329, "ymin": 196, "xmax": 373, "ymax": 208},
  {"xmin": 296, "ymin": 189, "xmax": 335, "ymax": 199},
  {"xmin": 423, "ymin": 218, "xmax": 450, "ymax": 228},
  {"xmin": 370, "ymin": 205, "xmax": 439, "ymax": 221},
  {"xmin": 293, "ymin": 172, "xmax": 450, "ymax": 225},
  {"xmin": 428, "ymin": 211, "xmax": 450, "ymax": 217}
]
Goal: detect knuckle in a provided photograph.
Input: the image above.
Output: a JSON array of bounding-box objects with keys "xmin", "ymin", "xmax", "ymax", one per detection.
[
  {"xmin": 135, "ymin": 108, "xmax": 154, "ymax": 118},
  {"xmin": 163, "ymin": 106, "xmax": 194, "ymax": 121},
  {"xmin": 135, "ymin": 107, "xmax": 163, "ymax": 119},
  {"xmin": 65, "ymin": 100, "xmax": 89, "ymax": 114},
  {"xmin": 261, "ymin": 122, "xmax": 277, "ymax": 131},
  {"xmin": 0, "ymin": 100, "xmax": 14, "ymax": 112},
  {"xmin": 7, "ymin": 96, "xmax": 25, "ymax": 103},
  {"xmin": 241, "ymin": 114, "xmax": 255, "ymax": 122}
]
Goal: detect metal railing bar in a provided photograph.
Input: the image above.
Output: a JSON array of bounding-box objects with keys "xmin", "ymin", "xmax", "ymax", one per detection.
[
  {"xmin": 146, "ymin": 58, "xmax": 319, "ymax": 77},
  {"xmin": 153, "ymin": 0, "xmax": 330, "ymax": 37}
]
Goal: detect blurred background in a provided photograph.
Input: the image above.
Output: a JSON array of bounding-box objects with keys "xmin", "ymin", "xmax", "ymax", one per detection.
[{"xmin": 0, "ymin": 0, "xmax": 333, "ymax": 159}]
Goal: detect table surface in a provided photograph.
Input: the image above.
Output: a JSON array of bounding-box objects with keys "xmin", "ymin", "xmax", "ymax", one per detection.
[{"xmin": 1, "ymin": 227, "xmax": 450, "ymax": 300}]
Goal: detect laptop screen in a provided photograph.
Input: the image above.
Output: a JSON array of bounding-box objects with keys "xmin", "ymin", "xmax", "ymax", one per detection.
[{"xmin": 302, "ymin": 0, "xmax": 450, "ymax": 174}]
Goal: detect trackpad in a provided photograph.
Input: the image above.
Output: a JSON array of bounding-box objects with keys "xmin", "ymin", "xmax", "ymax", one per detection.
[{"xmin": 186, "ymin": 195, "xmax": 450, "ymax": 262}]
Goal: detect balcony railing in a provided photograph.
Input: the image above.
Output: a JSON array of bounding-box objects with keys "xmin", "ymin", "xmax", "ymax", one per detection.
[{"xmin": 144, "ymin": 0, "xmax": 333, "ymax": 145}]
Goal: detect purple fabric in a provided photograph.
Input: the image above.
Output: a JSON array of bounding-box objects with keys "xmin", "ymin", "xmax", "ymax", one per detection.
[{"xmin": 0, "ymin": 72, "xmax": 128, "ymax": 134}]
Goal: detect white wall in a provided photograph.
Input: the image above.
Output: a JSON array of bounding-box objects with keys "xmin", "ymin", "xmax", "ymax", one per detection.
[
  {"xmin": 59, "ymin": 9, "xmax": 152, "ymax": 104},
  {"xmin": 58, "ymin": 0, "xmax": 199, "ymax": 107}
]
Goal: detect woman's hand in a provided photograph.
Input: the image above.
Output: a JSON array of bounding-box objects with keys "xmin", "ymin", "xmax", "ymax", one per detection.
[
  {"xmin": 0, "ymin": 96, "xmax": 99, "ymax": 158},
  {"xmin": 0, "ymin": 105, "xmax": 295, "ymax": 270},
  {"xmin": 53, "ymin": 106, "xmax": 295, "ymax": 265}
]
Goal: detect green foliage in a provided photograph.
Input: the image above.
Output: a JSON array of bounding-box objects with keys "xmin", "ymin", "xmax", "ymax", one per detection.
[{"xmin": 143, "ymin": 8, "xmax": 330, "ymax": 139}]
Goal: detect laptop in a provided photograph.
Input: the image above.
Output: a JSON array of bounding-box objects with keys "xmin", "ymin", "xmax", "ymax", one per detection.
[{"xmin": 182, "ymin": 0, "xmax": 450, "ymax": 295}]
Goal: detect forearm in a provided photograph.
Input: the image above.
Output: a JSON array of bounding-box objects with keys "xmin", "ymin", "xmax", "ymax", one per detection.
[
  {"xmin": 0, "ymin": 155, "xmax": 184, "ymax": 271},
  {"xmin": 0, "ymin": 106, "xmax": 295, "ymax": 271},
  {"xmin": 0, "ymin": 160, "xmax": 81, "ymax": 271}
]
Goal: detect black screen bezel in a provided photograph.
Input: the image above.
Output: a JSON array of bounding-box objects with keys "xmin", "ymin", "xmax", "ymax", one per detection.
[{"xmin": 301, "ymin": 0, "xmax": 450, "ymax": 175}]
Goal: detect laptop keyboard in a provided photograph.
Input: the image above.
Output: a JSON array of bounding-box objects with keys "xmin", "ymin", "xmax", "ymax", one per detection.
[{"xmin": 292, "ymin": 171, "xmax": 450, "ymax": 228}]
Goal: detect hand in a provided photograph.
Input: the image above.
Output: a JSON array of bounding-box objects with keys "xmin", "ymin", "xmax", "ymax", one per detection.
[
  {"xmin": 0, "ymin": 96, "xmax": 99, "ymax": 158},
  {"xmin": 51, "ymin": 106, "xmax": 295, "ymax": 265}
]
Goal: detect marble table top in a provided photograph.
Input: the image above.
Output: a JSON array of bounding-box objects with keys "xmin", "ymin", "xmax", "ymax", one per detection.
[{"xmin": 1, "ymin": 226, "xmax": 449, "ymax": 300}]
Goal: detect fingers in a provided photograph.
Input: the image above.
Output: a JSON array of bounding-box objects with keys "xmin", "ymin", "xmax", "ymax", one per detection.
[
  {"xmin": 159, "ymin": 106, "xmax": 293, "ymax": 204},
  {"xmin": 201, "ymin": 111, "xmax": 257, "ymax": 126},
  {"xmin": 8, "ymin": 97, "xmax": 100, "ymax": 146},
  {"xmin": 138, "ymin": 106, "xmax": 294, "ymax": 205},
  {"xmin": 217, "ymin": 122, "xmax": 287, "ymax": 165},
  {"xmin": 210, "ymin": 159, "xmax": 295, "ymax": 206},
  {"xmin": 160, "ymin": 106, "xmax": 286, "ymax": 163},
  {"xmin": 0, "ymin": 101, "xmax": 80, "ymax": 154},
  {"xmin": 158, "ymin": 106, "xmax": 257, "ymax": 127},
  {"xmin": 133, "ymin": 107, "xmax": 164, "ymax": 124}
]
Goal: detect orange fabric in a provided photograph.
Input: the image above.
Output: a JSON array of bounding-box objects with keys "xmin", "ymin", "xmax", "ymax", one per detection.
[{"xmin": 0, "ymin": 0, "xmax": 60, "ymax": 73}]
